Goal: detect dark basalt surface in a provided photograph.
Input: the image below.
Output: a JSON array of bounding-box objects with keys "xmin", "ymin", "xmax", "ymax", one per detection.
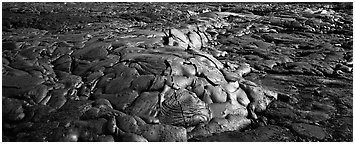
[{"xmin": 2, "ymin": 2, "xmax": 353, "ymax": 142}]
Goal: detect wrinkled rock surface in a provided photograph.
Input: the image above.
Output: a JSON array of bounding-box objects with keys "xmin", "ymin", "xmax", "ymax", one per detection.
[{"xmin": 2, "ymin": 2, "xmax": 352, "ymax": 142}]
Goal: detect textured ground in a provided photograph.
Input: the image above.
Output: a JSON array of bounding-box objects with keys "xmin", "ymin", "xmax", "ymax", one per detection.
[{"xmin": 2, "ymin": 2, "xmax": 353, "ymax": 142}]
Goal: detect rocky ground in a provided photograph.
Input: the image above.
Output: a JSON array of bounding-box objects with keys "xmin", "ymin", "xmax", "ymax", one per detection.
[{"xmin": 2, "ymin": 2, "xmax": 353, "ymax": 142}]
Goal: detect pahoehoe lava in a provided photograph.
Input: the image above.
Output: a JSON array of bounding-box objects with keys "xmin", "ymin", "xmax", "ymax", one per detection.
[{"xmin": 2, "ymin": 2, "xmax": 353, "ymax": 142}]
